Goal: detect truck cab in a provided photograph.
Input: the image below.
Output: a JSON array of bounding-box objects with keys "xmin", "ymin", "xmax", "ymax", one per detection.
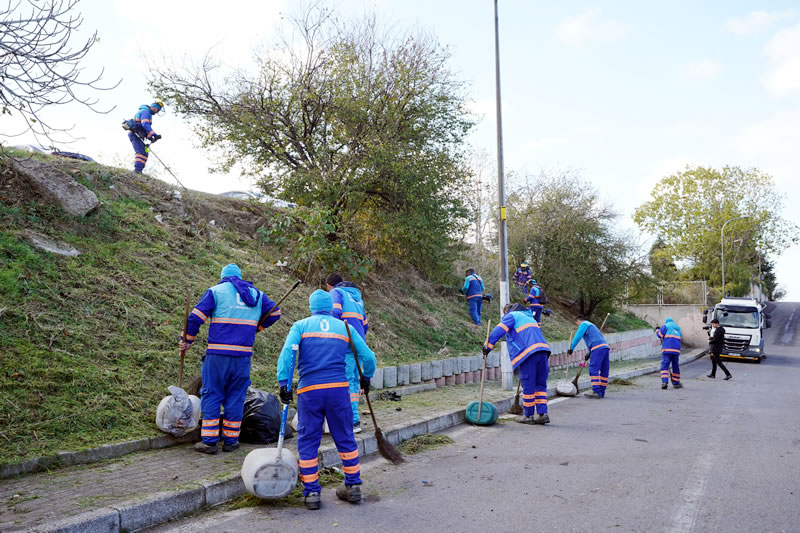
[{"xmin": 703, "ymin": 297, "xmax": 771, "ymax": 363}]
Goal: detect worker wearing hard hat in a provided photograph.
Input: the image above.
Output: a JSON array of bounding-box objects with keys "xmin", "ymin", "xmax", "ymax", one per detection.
[
  {"xmin": 461, "ymin": 268, "xmax": 485, "ymax": 325},
  {"xmin": 126, "ymin": 101, "xmax": 163, "ymax": 173}
]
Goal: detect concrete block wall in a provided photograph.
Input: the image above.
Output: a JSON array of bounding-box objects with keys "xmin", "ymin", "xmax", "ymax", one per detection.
[{"xmin": 368, "ymin": 328, "xmax": 661, "ymax": 392}]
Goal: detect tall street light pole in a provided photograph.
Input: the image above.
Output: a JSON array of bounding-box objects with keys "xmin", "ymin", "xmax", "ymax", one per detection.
[
  {"xmin": 721, "ymin": 215, "xmax": 749, "ymax": 297},
  {"xmin": 493, "ymin": 0, "xmax": 512, "ymax": 390}
]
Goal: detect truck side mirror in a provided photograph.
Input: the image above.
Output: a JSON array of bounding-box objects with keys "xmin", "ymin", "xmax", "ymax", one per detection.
[
  {"xmin": 766, "ymin": 319, "xmax": 772, "ymax": 329},
  {"xmin": 702, "ymin": 308, "xmax": 708, "ymax": 315},
  {"xmin": 702, "ymin": 314, "xmax": 707, "ymax": 324}
]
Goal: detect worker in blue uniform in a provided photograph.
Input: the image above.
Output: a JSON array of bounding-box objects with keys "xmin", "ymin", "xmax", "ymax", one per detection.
[
  {"xmin": 461, "ymin": 268, "xmax": 485, "ymax": 325},
  {"xmin": 277, "ymin": 290, "xmax": 376, "ymax": 510},
  {"xmin": 483, "ymin": 303, "xmax": 551, "ymax": 424},
  {"xmin": 568, "ymin": 315, "xmax": 610, "ymax": 398},
  {"xmin": 656, "ymin": 317, "xmax": 682, "ymax": 389},
  {"xmin": 127, "ymin": 101, "xmax": 163, "ymax": 173},
  {"xmin": 513, "ymin": 263, "xmax": 531, "ymax": 294},
  {"xmin": 525, "ymin": 279, "xmax": 544, "ymax": 323},
  {"xmin": 326, "ymin": 272, "xmax": 370, "ymax": 434},
  {"xmin": 179, "ymin": 264, "xmax": 281, "ymax": 454}
]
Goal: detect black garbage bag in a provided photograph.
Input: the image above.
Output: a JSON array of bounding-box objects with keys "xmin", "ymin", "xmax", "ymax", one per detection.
[{"xmin": 240, "ymin": 387, "xmax": 293, "ymax": 444}]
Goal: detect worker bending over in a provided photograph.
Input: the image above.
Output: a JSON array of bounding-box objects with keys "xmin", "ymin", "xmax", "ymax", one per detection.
[
  {"xmin": 483, "ymin": 303, "xmax": 551, "ymax": 424},
  {"xmin": 276, "ymin": 290, "xmax": 376, "ymax": 510},
  {"xmin": 568, "ymin": 316, "xmax": 610, "ymax": 398}
]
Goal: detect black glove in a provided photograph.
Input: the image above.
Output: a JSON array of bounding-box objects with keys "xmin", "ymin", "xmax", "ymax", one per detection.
[
  {"xmin": 279, "ymin": 385, "xmax": 293, "ymax": 404},
  {"xmin": 360, "ymin": 376, "xmax": 370, "ymax": 394},
  {"xmin": 482, "ymin": 346, "xmax": 491, "ymax": 356},
  {"xmin": 150, "ymin": 133, "xmax": 162, "ymax": 142},
  {"xmin": 584, "ymin": 353, "xmax": 591, "ymax": 361},
  {"xmin": 567, "ymin": 349, "xmax": 573, "ymax": 355}
]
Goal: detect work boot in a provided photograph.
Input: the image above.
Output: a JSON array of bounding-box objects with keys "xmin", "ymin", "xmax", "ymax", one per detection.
[
  {"xmin": 353, "ymin": 422, "xmax": 362, "ymax": 434},
  {"xmin": 724, "ymin": 374, "xmax": 732, "ymax": 380},
  {"xmin": 304, "ymin": 492, "xmax": 321, "ymax": 510},
  {"xmin": 707, "ymin": 374, "xmax": 715, "ymax": 378},
  {"xmin": 336, "ymin": 484, "xmax": 362, "ymax": 503},
  {"xmin": 533, "ymin": 413, "xmax": 550, "ymax": 425},
  {"xmin": 584, "ymin": 391, "xmax": 603, "ymax": 399},
  {"xmin": 673, "ymin": 383, "xmax": 682, "ymax": 389},
  {"xmin": 661, "ymin": 383, "xmax": 668, "ymax": 390},
  {"xmin": 515, "ymin": 415, "xmax": 536, "ymax": 425},
  {"xmin": 222, "ymin": 442, "xmax": 239, "ymax": 452},
  {"xmin": 194, "ymin": 441, "xmax": 218, "ymax": 454}
]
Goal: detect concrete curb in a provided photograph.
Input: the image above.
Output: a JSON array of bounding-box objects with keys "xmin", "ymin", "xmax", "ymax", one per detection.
[{"xmin": 28, "ymin": 348, "xmax": 706, "ymax": 532}]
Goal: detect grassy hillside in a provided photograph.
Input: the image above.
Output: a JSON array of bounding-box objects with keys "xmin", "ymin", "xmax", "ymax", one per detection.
[{"xmin": 0, "ymin": 153, "xmax": 646, "ymax": 466}]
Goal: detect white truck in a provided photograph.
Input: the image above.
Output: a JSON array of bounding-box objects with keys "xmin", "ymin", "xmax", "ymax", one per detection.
[{"xmin": 702, "ymin": 297, "xmax": 772, "ymax": 363}]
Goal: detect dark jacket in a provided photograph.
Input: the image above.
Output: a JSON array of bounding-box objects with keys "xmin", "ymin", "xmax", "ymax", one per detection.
[{"xmin": 709, "ymin": 326, "xmax": 725, "ymax": 354}]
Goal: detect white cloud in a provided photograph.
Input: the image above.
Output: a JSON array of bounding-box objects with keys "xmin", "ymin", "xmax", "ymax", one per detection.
[
  {"xmin": 554, "ymin": 9, "xmax": 626, "ymax": 48},
  {"xmin": 762, "ymin": 22, "xmax": 800, "ymax": 94},
  {"xmin": 682, "ymin": 59, "xmax": 723, "ymax": 82},
  {"xmin": 723, "ymin": 9, "xmax": 796, "ymax": 36}
]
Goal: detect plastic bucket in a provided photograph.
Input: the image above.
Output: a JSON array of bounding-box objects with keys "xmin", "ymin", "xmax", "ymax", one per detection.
[{"xmin": 465, "ymin": 401, "xmax": 498, "ymax": 425}]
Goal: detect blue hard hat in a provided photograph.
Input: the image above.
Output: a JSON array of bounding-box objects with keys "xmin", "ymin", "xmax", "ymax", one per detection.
[{"xmin": 150, "ymin": 101, "xmax": 164, "ymax": 112}]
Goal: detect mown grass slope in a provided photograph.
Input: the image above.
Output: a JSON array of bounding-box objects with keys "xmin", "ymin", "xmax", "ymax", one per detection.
[{"xmin": 0, "ymin": 153, "xmax": 647, "ymax": 466}]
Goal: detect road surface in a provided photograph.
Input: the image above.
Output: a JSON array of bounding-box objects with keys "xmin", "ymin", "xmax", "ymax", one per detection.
[{"xmin": 150, "ymin": 302, "xmax": 800, "ymax": 533}]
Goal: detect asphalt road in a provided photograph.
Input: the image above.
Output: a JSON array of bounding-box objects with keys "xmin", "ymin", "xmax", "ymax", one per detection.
[{"xmin": 150, "ymin": 302, "xmax": 800, "ymax": 533}]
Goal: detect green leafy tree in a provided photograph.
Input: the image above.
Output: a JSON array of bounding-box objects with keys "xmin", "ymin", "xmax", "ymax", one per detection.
[
  {"xmin": 633, "ymin": 165, "xmax": 798, "ymax": 295},
  {"xmin": 149, "ymin": 6, "xmax": 473, "ymax": 280},
  {"xmin": 505, "ymin": 171, "xmax": 646, "ymax": 318}
]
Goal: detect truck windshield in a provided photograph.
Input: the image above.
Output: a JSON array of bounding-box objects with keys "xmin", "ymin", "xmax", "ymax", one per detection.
[{"xmin": 714, "ymin": 308, "xmax": 759, "ymax": 328}]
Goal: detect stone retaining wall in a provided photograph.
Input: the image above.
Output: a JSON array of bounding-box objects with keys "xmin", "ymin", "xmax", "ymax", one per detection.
[{"xmin": 370, "ymin": 328, "xmax": 661, "ymax": 390}]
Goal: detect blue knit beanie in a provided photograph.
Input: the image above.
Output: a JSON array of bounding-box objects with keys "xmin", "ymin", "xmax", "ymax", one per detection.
[
  {"xmin": 309, "ymin": 289, "xmax": 333, "ymax": 312},
  {"xmin": 220, "ymin": 263, "xmax": 242, "ymax": 279}
]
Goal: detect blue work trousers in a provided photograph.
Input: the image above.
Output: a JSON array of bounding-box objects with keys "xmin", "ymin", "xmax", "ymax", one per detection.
[
  {"xmin": 128, "ymin": 131, "xmax": 148, "ymax": 172},
  {"xmin": 530, "ymin": 305, "xmax": 543, "ymax": 323},
  {"xmin": 296, "ymin": 385, "xmax": 361, "ymax": 495},
  {"xmin": 660, "ymin": 353, "xmax": 681, "ymax": 385},
  {"xmin": 589, "ymin": 347, "xmax": 610, "ymax": 396},
  {"xmin": 467, "ymin": 297, "xmax": 482, "ymax": 325},
  {"xmin": 200, "ymin": 354, "xmax": 251, "ymax": 446},
  {"xmin": 519, "ymin": 352, "xmax": 549, "ymax": 416}
]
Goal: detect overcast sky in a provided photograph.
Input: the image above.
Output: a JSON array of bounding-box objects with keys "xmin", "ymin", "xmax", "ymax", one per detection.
[{"xmin": 7, "ymin": 0, "xmax": 800, "ymax": 299}]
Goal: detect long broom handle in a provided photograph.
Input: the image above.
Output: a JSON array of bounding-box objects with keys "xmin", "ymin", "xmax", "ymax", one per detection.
[
  {"xmin": 600, "ymin": 312, "xmax": 610, "ymax": 331},
  {"xmin": 477, "ymin": 321, "xmax": 491, "ymax": 420},
  {"xmin": 179, "ymin": 290, "xmax": 190, "ymax": 388},
  {"xmin": 344, "ymin": 322, "xmax": 380, "ymax": 431},
  {"xmin": 258, "ymin": 279, "xmax": 302, "ymax": 328},
  {"xmin": 276, "ymin": 344, "xmax": 298, "ymax": 459}
]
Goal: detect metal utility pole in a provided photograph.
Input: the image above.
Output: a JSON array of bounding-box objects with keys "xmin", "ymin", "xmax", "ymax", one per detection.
[
  {"xmin": 721, "ymin": 215, "xmax": 749, "ymax": 297},
  {"xmin": 493, "ymin": 0, "xmax": 512, "ymax": 390}
]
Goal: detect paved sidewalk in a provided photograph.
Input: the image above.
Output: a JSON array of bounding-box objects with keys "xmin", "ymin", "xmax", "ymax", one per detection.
[{"xmin": 0, "ymin": 350, "xmax": 704, "ymax": 532}]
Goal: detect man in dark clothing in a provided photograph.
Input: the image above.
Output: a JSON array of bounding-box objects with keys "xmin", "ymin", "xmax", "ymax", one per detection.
[{"xmin": 707, "ymin": 318, "xmax": 732, "ymax": 380}]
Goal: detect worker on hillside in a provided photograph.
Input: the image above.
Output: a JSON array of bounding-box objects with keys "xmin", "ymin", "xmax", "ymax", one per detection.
[
  {"xmin": 461, "ymin": 267, "xmax": 485, "ymax": 325},
  {"xmin": 513, "ymin": 263, "xmax": 531, "ymax": 293},
  {"xmin": 525, "ymin": 279, "xmax": 544, "ymax": 323},
  {"xmin": 656, "ymin": 317, "xmax": 682, "ymax": 389},
  {"xmin": 326, "ymin": 272, "xmax": 369, "ymax": 434},
  {"xmin": 179, "ymin": 263, "xmax": 281, "ymax": 454},
  {"xmin": 707, "ymin": 318, "xmax": 732, "ymax": 380},
  {"xmin": 483, "ymin": 303, "xmax": 551, "ymax": 424},
  {"xmin": 127, "ymin": 101, "xmax": 163, "ymax": 173},
  {"xmin": 277, "ymin": 290, "xmax": 376, "ymax": 510},
  {"xmin": 568, "ymin": 315, "xmax": 610, "ymax": 398}
]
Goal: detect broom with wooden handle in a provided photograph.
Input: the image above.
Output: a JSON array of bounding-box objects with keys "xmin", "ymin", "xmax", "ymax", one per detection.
[
  {"xmin": 344, "ymin": 321, "xmax": 404, "ymax": 465},
  {"xmin": 477, "ymin": 321, "xmax": 492, "ymax": 420},
  {"xmin": 179, "ymin": 290, "xmax": 190, "ymax": 388}
]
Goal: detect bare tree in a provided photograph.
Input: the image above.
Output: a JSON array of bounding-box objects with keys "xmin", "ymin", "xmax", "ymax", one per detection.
[{"xmin": 1, "ymin": 0, "xmax": 117, "ymax": 146}]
